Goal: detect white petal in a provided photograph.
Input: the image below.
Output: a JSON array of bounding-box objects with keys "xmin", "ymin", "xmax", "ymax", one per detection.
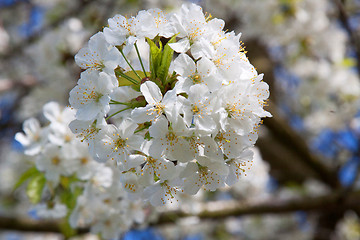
[
  {"xmin": 173, "ymin": 53, "xmax": 196, "ymax": 77},
  {"xmin": 169, "ymin": 38, "xmax": 190, "ymax": 53},
  {"xmin": 149, "ymin": 116, "xmax": 168, "ymax": 139},
  {"xmin": 118, "ymin": 118, "xmax": 138, "ymax": 138},
  {"xmin": 131, "ymin": 106, "xmax": 155, "ymax": 123},
  {"xmin": 43, "ymin": 102, "xmax": 60, "ymax": 122},
  {"xmin": 140, "ymin": 81, "xmax": 162, "ymax": 105}
]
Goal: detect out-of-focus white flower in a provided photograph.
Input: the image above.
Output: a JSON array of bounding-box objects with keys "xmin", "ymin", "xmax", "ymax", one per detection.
[
  {"xmin": 32, "ymin": 203, "xmax": 67, "ymax": 219},
  {"xmin": 336, "ymin": 211, "xmax": 360, "ymax": 240},
  {"xmin": 35, "ymin": 144, "xmax": 71, "ymax": 186},
  {"xmin": 15, "ymin": 118, "xmax": 46, "ymax": 156},
  {"xmin": 231, "ymin": 147, "xmax": 270, "ymax": 201},
  {"xmin": 0, "ymin": 26, "xmax": 9, "ymax": 53}
]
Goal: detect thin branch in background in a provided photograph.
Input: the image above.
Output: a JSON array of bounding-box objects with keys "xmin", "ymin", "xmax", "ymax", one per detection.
[
  {"xmin": 2, "ymin": 189, "xmax": 360, "ymax": 233},
  {"xmin": 263, "ymin": 104, "xmax": 340, "ymax": 189}
]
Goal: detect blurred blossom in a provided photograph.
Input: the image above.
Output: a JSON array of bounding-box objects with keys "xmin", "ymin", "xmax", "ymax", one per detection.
[
  {"xmin": 0, "ymin": 25, "xmax": 9, "ymax": 53},
  {"xmin": 336, "ymin": 211, "xmax": 360, "ymax": 240}
]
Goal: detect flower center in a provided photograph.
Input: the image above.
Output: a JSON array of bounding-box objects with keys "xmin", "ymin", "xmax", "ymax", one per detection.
[
  {"xmin": 115, "ymin": 137, "xmax": 127, "ymax": 151},
  {"xmin": 150, "ymin": 103, "xmax": 165, "ymax": 116},
  {"xmin": 191, "ymin": 74, "xmax": 202, "ymax": 84},
  {"xmin": 225, "ymin": 103, "xmax": 243, "ymax": 118},
  {"xmin": 192, "ymin": 104, "xmax": 200, "ymax": 114},
  {"xmin": 81, "ymin": 157, "xmax": 89, "ymax": 165},
  {"xmin": 83, "ymin": 87, "xmax": 103, "ymax": 102},
  {"xmin": 51, "ymin": 157, "xmax": 60, "ymax": 165}
]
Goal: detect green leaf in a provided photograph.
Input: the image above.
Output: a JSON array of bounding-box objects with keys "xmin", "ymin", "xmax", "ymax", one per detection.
[
  {"xmin": 158, "ymin": 35, "xmax": 177, "ymax": 84},
  {"xmin": 59, "ymin": 220, "xmax": 77, "ymax": 238},
  {"xmin": 60, "ymin": 175, "xmax": 79, "ymax": 190},
  {"xmin": 60, "ymin": 187, "xmax": 83, "ymax": 211},
  {"xmin": 59, "ymin": 187, "xmax": 83, "ymax": 238},
  {"xmin": 146, "ymin": 37, "xmax": 162, "ymax": 80},
  {"xmin": 13, "ymin": 166, "xmax": 40, "ymax": 191},
  {"xmin": 26, "ymin": 174, "xmax": 46, "ymax": 204}
]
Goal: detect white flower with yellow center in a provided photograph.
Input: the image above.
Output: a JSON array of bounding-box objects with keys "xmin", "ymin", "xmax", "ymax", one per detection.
[
  {"xmin": 214, "ymin": 130, "xmax": 256, "ymax": 159},
  {"xmin": 131, "ymin": 81, "xmax": 177, "ymax": 123},
  {"xmin": 75, "ymin": 32, "xmax": 122, "ymax": 74},
  {"xmin": 136, "ymin": 8, "xmax": 174, "ymax": 39},
  {"xmin": 143, "ymin": 176, "xmax": 183, "ymax": 206},
  {"xmin": 225, "ymin": 149, "xmax": 254, "ymax": 186},
  {"xmin": 92, "ymin": 118, "xmax": 142, "ymax": 165},
  {"xmin": 148, "ymin": 115, "xmax": 196, "ymax": 163},
  {"xmin": 69, "ymin": 117, "xmax": 105, "ymax": 143},
  {"xmin": 180, "ymin": 157, "xmax": 228, "ymax": 195},
  {"xmin": 103, "ymin": 15, "xmax": 139, "ymax": 53},
  {"xmin": 219, "ymin": 74, "xmax": 271, "ymax": 134},
  {"xmin": 69, "ymin": 71, "xmax": 117, "ymax": 121},
  {"xmin": 169, "ymin": 3, "xmax": 207, "ymax": 53},
  {"xmin": 172, "ymin": 53, "xmax": 222, "ymax": 93},
  {"xmin": 43, "ymin": 102, "xmax": 75, "ymax": 127},
  {"xmin": 137, "ymin": 153, "xmax": 176, "ymax": 187},
  {"xmin": 181, "ymin": 84, "xmax": 218, "ymax": 135}
]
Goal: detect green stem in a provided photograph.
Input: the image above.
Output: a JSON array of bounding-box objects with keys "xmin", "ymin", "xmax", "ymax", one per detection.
[
  {"xmin": 106, "ymin": 107, "xmax": 131, "ymax": 120},
  {"xmin": 116, "ymin": 70, "xmax": 139, "ymax": 85},
  {"xmin": 110, "ymin": 100, "xmax": 131, "ymax": 105},
  {"xmin": 135, "ymin": 42, "xmax": 148, "ymax": 78},
  {"xmin": 118, "ymin": 47, "xmax": 142, "ymax": 81},
  {"xmin": 134, "ymin": 125, "xmax": 149, "ymax": 133}
]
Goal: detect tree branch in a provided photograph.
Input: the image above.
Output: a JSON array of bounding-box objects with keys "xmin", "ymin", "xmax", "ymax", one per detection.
[
  {"xmin": 156, "ymin": 190, "xmax": 360, "ymax": 225},
  {"xmin": 2, "ymin": 190, "xmax": 360, "ymax": 232},
  {"xmin": 262, "ymin": 103, "xmax": 340, "ymax": 189}
]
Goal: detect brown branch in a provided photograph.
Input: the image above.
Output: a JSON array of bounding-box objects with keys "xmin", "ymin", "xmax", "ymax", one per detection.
[
  {"xmin": 262, "ymin": 103, "xmax": 340, "ymax": 189},
  {"xmin": 244, "ymin": 39, "xmax": 339, "ymax": 188},
  {"xmin": 0, "ymin": 216, "xmax": 61, "ymax": 233},
  {"xmin": 257, "ymin": 131, "xmax": 319, "ymax": 184},
  {"xmin": 3, "ymin": 190, "xmax": 359, "ymax": 233},
  {"xmin": 156, "ymin": 190, "xmax": 360, "ymax": 225},
  {"xmin": 0, "ymin": 216, "xmax": 89, "ymax": 234}
]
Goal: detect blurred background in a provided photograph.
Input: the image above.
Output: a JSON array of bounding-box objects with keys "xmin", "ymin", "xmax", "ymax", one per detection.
[{"xmin": 1, "ymin": 0, "xmax": 360, "ymax": 239}]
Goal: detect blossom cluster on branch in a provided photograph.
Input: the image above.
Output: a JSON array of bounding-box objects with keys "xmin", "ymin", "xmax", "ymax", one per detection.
[
  {"xmin": 67, "ymin": 3, "xmax": 270, "ymax": 204},
  {"xmin": 13, "ymin": 4, "xmax": 271, "ymax": 238},
  {"xmin": 15, "ymin": 102, "xmax": 147, "ymax": 239}
]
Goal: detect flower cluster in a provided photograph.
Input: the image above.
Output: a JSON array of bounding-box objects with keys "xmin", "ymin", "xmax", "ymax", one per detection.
[
  {"xmin": 15, "ymin": 102, "xmax": 147, "ymax": 238},
  {"xmin": 68, "ymin": 3, "xmax": 270, "ymax": 205}
]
